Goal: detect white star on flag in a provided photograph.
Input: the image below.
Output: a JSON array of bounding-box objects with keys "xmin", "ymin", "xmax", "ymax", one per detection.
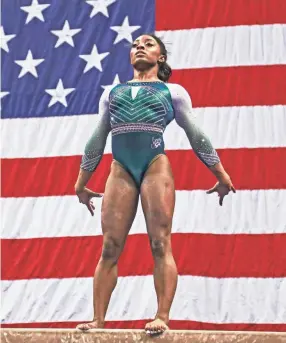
[
  {"xmin": 79, "ymin": 44, "xmax": 109, "ymax": 73},
  {"xmin": 102, "ymin": 74, "xmax": 121, "ymax": 89},
  {"xmin": 15, "ymin": 50, "xmax": 44, "ymax": 78},
  {"xmin": 86, "ymin": 0, "xmax": 117, "ymax": 18},
  {"xmin": 51, "ymin": 20, "xmax": 82, "ymax": 48},
  {"xmin": 45, "ymin": 79, "xmax": 75, "ymax": 108},
  {"xmin": 111, "ymin": 16, "xmax": 141, "ymax": 44},
  {"xmin": 0, "ymin": 26, "xmax": 16, "ymax": 53},
  {"xmin": 0, "ymin": 91, "xmax": 10, "ymax": 100},
  {"xmin": 20, "ymin": 0, "xmax": 50, "ymax": 24}
]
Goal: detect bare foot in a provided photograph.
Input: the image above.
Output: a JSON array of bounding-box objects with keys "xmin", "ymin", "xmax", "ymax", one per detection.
[
  {"xmin": 76, "ymin": 320, "xmax": 104, "ymax": 331},
  {"xmin": 145, "ymin": 318, "xmax": 169, "ymax": 336}
]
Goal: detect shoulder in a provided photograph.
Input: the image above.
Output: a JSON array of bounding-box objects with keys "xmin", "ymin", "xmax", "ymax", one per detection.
[
  {"xmin": 99, "ymin": 84, "xmax": 121, "ymax": 106},
  {"xmin": 98, "ymin": 85, "xmax": 116, "ymax": 115},
  {"xmin": 100, "ymin": 85, "xmax": 114, "ymax": 100},
  {"xmin": 165, "ymin": 83, "xmax": 192, "ymax": 103},
  {"xmin": 165, "ymin": 83, "xmax": 192, "ymax": 109}
]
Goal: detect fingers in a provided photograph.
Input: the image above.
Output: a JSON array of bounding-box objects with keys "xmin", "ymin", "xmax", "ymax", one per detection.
[
  {"xmin": 206, "ymin": 182, "xmax": 219, "ymax": 194},
  {"xmin": 95, "ymin": 193, "xmax": 104, "ymax": 198},
  {"xmin": 77, "ymin": 189, "xmax": 102, "ymax": 215},
  {"xmin": 90, "ymin": 191, "xmax": 103, "ymax": 198},
  {"xmin": 219, "ymin": 185, "xmax": 236, "ymax": 206},
  {"xmin": 78, "ymin": 199, "xmax": 95, "ymax": 215},
  {"xmin": 206, "ymin": 187, "xmax": 216, "ymax": 194},
  {"xmin": 206, "ymin": 186, "xmax": 228, "ymax": 206},
  {"xmin": 86, "ymin": 203, "xmax": 94, "ymax": 216}
]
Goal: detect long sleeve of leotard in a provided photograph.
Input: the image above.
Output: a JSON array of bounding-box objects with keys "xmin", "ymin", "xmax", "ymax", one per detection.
[
  {"xmin": 169, "ymin": 84, "xmax": 220, "ymax": 167},
  {"xmin": 80, "ymin": 87, "xmax": 111, "ymax": 172}
]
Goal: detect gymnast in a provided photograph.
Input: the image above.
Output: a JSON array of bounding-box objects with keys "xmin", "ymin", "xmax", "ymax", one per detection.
[{"xmin": 74, "ymin": 34, "xmax": 235, "ymax": 335}]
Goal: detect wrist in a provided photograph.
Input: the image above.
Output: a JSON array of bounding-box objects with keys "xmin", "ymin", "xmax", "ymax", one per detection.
[
  {"xmin": 74, "ymin": 183, "xmax": 85, "ymax": 193},
  {"xmin": 209, "ymin": 163, "xmax": 228, "ymax": 181},
  {"xmin": 217, "ymin": 173, "xmax": 230, "ymax": 184},
  {"xmin": 75, "ymin": 168, "xmax": 93, "ymax": 193}
]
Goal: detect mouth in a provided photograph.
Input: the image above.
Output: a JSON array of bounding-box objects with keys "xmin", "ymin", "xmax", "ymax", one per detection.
[{"xmin": 135, "ymin": 51, "xmax": 146, "ymax": 57}]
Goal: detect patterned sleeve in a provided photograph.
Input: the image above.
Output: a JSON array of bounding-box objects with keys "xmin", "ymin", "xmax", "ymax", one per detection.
[
  {"xmin": 80, "ymin": 87, "xmax": 111, "ymax": 172},
  {"xmin": 168, "ymin": 83, "xmax": 220, "ymax": 167}
]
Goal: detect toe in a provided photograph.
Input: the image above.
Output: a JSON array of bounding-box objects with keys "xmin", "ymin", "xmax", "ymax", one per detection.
[
  {"xmin": 77, "ymin": 323, "xmax": 92, "ymax": 331},
  {"xmin": 150, "ymin": 326, "xmax": 161, "ymax": 335},
  {"xmin": 145, "ymin": 320, "xmax": 167, "ymax": 336},
  {"xmin": 145, "ymin": 329, "xmax": 151, "ymax": 335}
]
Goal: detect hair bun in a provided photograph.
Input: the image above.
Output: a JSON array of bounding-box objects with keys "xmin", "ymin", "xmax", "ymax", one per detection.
[{"xmin": 158, "ymin": 61, "xmax": 172, "ymax": 82}]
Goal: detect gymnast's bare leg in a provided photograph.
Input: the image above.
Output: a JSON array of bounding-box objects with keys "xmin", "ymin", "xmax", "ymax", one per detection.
[
  {"xmin": 140, "ymin": 154, "xmax": 178, "ymax": 335},
  {"xmin": 76, "ymin": 161, "xmax": 139, "ymax": 330}
]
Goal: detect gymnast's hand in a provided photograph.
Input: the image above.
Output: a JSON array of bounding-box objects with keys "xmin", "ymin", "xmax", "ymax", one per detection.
[
  {"xmin": 206, "ymin": 172, "xmax": 236, "ymax": 206},
  {"xmin": 75, "ymin": 187, "xmax": 103, "ymax": 216}
]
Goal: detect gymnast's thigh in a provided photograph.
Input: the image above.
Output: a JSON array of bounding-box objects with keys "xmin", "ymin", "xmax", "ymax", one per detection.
[
  {"xmin": 101, "ymin": 160, "xmax": 140, "ymax": 242},
  {"xmin": 140, "ymin": 155, "xmax": 175, "ymax": 238}
]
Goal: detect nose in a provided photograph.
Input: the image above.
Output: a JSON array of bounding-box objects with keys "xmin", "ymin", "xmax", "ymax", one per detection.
[{"xmin": 136, "ymin": 43, "xmax": 145, "ymax": 50}]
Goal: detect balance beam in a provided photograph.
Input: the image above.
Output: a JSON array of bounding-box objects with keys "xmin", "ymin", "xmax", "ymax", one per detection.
[{"xmin": 1, "ymin": 329, "xmax": 286, "ymax": 343}]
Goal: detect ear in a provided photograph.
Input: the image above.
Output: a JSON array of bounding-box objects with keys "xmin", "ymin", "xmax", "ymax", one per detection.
[{"xmin": 158, "ymin": 55, "xmax": 166, "ymax": 63}]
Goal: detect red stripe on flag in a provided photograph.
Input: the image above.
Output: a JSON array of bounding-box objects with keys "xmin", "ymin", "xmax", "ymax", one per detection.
[
  {"xmin": 156, "ymin": 0, "xmax": 286, "ymax": 30},
  {"xmin": 2, "ymin": 321, "xmax": 286, "ymax": 332},
  {"xmin": 170, "ymin": 66, "xmax": 286, "ymax": 108},
  {"xmin": 2, "ymin": 233, "xmax": 286, "ymax": 280},
  {"xmin": 2, "ymin": 148, "xmax": 286, "ymax": 197}
]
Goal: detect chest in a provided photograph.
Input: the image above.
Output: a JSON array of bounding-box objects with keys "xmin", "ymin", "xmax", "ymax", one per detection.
[{"xmin": 109, "ymin": 84, "xmax": 174, "ymax": 125}]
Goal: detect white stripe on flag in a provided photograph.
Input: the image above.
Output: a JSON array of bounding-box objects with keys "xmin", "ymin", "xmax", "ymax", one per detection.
[
  {"xmin": 2, "ymin": 105, "xmax": 286, "ymax": 158},
  {"xmin": 156, "ymin": 24, "xmax": 286, "ymax": 69},
  {"xmin": 1, "ymin": 190, "xmax": 285, "ymax": 239},
  {"xmin": 1, "ymin": 276, "xmax": 286, "ymax": 324}
]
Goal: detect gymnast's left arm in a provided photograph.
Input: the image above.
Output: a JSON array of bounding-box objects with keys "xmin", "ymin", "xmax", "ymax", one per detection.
[{"xmin": 170, "ymin": 84, "xmax": 236, "ymax": 205}]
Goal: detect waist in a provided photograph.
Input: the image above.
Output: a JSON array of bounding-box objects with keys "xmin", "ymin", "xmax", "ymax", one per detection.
[
  {"xmin": 112, "ymin": 131, "xmax": 165, "ymax": 153},
  {"xmin": 111, "ymin": 123, "xmax": 164, "ymax": 136}
]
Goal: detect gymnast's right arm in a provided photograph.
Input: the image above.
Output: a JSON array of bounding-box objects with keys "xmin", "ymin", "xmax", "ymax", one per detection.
[{"xmin": 74, "ymin": 87, "xmax": 111, "ymax": 194}]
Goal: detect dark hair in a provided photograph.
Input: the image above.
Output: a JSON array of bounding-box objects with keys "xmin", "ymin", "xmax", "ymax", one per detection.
[{"xmin": 146, "ymin": 34, "xmax": 172, "ymax": 82}]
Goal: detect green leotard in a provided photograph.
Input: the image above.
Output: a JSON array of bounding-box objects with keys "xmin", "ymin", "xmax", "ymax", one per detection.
[{"xmin": 80, "ymin": 81, "xmax": 220, "ymax": 188}]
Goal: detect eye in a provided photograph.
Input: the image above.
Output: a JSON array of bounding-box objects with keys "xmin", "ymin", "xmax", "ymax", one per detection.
[
  {"xmin": 146, "ymin": 42, "xmax": 154, "ymax": 47},
  {"xmin": 132, "ymin": 43, "xmax": 138, "ymax": 48}
]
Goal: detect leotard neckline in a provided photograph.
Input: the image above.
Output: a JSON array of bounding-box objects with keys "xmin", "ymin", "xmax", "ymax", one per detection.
[{"xmin": 126, "ymin": 81, "xmax": 164, "ymax": 86}]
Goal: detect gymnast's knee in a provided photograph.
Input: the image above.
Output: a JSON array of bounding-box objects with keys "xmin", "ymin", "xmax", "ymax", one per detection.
[
  {"xmin": 101, "ymin": 235, "xmax": 124, "ymax": 265},
  {"xmin": 149, "ymin": 234, "xmax": 171, "ymax": 259}
]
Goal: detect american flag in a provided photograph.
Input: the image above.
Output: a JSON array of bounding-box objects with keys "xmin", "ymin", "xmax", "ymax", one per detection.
[{"xmin": 1, "ymin": 0, "xmax": 286, "ymax": 331}]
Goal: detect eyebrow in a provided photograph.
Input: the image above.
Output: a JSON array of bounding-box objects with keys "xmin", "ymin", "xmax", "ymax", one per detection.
[{"xmin": 133, "ymin": 38, "xmax": 155, "ymax": 44}]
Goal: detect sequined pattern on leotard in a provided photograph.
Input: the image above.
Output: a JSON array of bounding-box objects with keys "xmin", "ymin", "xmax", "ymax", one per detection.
[{"xmin": 109, "ymin": 82, "xmax": 174, "ymax": 135}]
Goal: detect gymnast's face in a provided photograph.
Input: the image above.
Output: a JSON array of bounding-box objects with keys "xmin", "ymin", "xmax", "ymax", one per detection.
[{"xmin": 130, "ymin": 35, "xmax": 165, "ymax": 70}]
